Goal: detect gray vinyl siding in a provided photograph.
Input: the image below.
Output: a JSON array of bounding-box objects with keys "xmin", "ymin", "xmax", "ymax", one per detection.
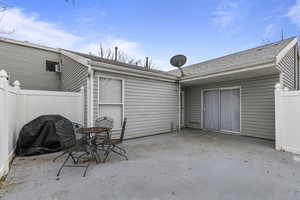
[
  {"xmin": 184, "ymin": 75, "xmax": 279, "ymax": 140},
  {"xmin": 93, "ymin": 70, "xmax": 179, "ymax": 139},
  {"xmin": 184, "ymin": 87, "xmax": 201, "ymax": 129},
  {"xmin": 61, "ymin": 55, "xmax": 89, "ymax": 126},
  {"xmin": 0, "ymin": 41, "xmax": 61, "ymax": 90},
  {"xmin": 277, "ymin": 46, "xmax": 296, "ymax": 90}
]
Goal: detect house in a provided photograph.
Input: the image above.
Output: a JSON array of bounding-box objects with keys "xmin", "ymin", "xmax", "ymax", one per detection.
[
  {"xmin": 170, "ymin": 37, "xmax": 299, "ymax": 140},
  {"xmin": 0, "ymin": 36, "xmax": 299, "ymax": 140},
  {"xmin": 0, "ymin": 37, "xmax": 179, "ymax": 139}
]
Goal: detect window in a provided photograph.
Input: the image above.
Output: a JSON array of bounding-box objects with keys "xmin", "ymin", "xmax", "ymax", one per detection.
[
  {"xmin": 46, "ymin": 60, "xmax": 59, "ymax": 72},
  {"xmin": 98, "ymin": 76, "xmax": 124, "ymax": 129}
]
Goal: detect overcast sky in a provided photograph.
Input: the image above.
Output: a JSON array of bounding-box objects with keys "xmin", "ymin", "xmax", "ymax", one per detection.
[{"xmin": 1, "ymin": 0, "xmax": 300, "ymax": 70}]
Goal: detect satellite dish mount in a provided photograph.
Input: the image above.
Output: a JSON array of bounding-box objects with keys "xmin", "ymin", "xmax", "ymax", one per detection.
[{"xmin": 170, "ymin": 55, "xmax": 187, "ymax": 77}]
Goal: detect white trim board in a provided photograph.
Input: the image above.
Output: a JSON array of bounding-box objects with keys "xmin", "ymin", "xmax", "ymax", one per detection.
[
  {"xmin": 90, "ymin": 70, "xmax": 94, "ymax": 126},
  {"xmin": 91, "ymin": 61, "xmax": 178, "ymax": 82},
  {"xmin": 60, "ymin": 50, "xmax": 91, "ymax": 68},
  {"xmin": 275, "ymin": 37, "xmax": 298, "ymax": 65},
  {"xmin": 181, "ymin": 62, "xmax": 276, "ymax": 83}
]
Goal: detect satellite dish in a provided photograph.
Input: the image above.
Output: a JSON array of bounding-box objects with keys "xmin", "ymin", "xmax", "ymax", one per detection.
[{"xmin": 170, "ymin": 55, "xmax": 187, "ymax": 77}]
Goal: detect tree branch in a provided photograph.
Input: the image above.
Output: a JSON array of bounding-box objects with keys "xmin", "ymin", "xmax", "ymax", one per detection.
[{"xmin": 94, "ymin": 44, "xmax": 154, "ymax": 68}]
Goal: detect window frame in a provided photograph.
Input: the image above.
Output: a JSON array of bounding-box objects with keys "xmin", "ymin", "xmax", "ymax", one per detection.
[
  {"xmin": 97, "ymin": 75, "xmax": 125, "ymax": 130},
  {"xmin": 46, "ymin": 60, "xmax": 59, "ymax": 72}
]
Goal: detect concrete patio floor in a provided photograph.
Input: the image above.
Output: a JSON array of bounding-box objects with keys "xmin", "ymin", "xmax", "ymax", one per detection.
[{"xmin": 1, "ymin": 129, "xmax": 300, "ymax": 200}]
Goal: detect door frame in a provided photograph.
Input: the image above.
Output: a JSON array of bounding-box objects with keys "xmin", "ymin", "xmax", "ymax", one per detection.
[{"xmin": 201, "ymin": 86, "xmax": 242, "ymax": 134}]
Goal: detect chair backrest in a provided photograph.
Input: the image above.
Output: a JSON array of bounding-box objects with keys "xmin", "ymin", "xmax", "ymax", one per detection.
[
  {"xmin": 55, "ymin": 119, "xmax": 76, "ymax": 150},
  {"xmin": 95, "ymin": 116, "xmax": 114, "ymax": 129},
  {"xmin": 72, "ymin": 122, "xmax": 83, "ymax": 139},
  {"xmin": 120, "ymin": 117, "xmax": 127, "ymax": 142}
]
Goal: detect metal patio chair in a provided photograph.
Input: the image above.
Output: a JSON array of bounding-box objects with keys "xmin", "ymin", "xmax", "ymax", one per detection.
[
  {"xmin": 104, "ymin": 117, "xmax": 128, "ymax": 162},
  {"xmin": 95, "ymin": 116, "xmax": 114, "ymax": 129},
  {"xmin": 55, "ymin": 119, "xmax": 90, "ymax": 177},
  {"xmin": 52, "ymin": 122, "xmax": 84, "ymax": 162},
  {"xmin": 94, "ymin": 116, "xmax": 114, "ymax": 161}
]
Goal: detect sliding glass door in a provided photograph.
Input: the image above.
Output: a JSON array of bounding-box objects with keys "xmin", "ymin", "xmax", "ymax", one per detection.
[
  {"xmin": 220, "ymin": 88, "xmax": 240, "ymax": 132},
  {"xmin": 203, "ymin": 87, "xmax": 240, "ymax": 133},
  {"xmin": 203, "ymin": 90, "xmax": 220, "ymax": 130}
]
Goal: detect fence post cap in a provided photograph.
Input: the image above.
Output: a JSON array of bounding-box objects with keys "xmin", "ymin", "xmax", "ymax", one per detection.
[
  {"xmin": 13, "ymin": 80, "xmax": 21, "ymax": 88},
  {"xmin": 0, "ymin": 69, "xmax": 8, "ymax": 79},
  {"xmin": 275, "ymin": 83, "xmax": 282, "ymax": 91}
]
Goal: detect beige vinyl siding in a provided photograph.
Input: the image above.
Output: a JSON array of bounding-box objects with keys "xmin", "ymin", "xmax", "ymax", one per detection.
[
  {"xmin": 184, "ymin": 87, "xmax": 201, "ymax": 129},
  {"xmin": 93, "ymin": 70, "xmax": 179, "ymax": 139},
  {"xmin": 277, "ymin": 46, "xmax": 296, "ymax": 90},
  {"xmin": 184, "ymin": 74, "xmax": 279, "ymax": 140},
  {"xmin": 61, "ymin": 55, "xmax": 88, "ymax": 126},
  {"xmin": 0, "ymin": 41, "xmax": 61, "ymax": 90}
]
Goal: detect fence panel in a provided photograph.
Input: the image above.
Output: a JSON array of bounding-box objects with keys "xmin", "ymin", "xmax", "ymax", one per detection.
[
  {"xmin": 0, "ymin": 70, "xmax": 84, "ymax": 178},
  {"xmin": 275, "ymin": 83, "xmax": 300, "ymax": 154},
  {"xmin": 16, "ymin": 90, "xmax": 84, "ymax": 133}
]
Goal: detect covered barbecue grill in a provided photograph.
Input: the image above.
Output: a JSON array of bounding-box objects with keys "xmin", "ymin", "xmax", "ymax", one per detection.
[{"xmin": 16, "ymin": 115, "xmax": 75, "ymax": 156}]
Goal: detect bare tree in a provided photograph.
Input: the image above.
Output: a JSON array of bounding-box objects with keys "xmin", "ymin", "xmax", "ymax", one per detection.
[{"xmin": 93, "ymin": 44, "xmax": 154, "ymax": 69}]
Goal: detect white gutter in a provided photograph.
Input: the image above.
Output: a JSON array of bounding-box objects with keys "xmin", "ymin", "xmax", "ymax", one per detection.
[
  {"xmin": 90, "ymin": 60, "xmax": 178, "ymax": 82},
  {"xmin": 178, "ymin": 81, "xmax": 181, "ymax": 130},
  {"xmin": 181, "ymin": 61, "xmax": 276, "ymax": 83}
]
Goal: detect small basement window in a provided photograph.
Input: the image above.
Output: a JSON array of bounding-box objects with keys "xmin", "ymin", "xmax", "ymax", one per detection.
[{"xmin": 46, "ymin": 60, "xmax": 59, "ymax": 72}]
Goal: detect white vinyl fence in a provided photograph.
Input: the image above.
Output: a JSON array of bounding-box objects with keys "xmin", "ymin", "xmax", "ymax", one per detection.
[
  {"xmin": 275, "ymin": 83, "xmax": 300, "ymax": 154},
  {"xmin": 0, "ymin": 70, "xmax": 84, "ymax": 178}
]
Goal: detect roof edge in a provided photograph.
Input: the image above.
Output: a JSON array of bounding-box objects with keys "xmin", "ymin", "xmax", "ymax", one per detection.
[
  {"xmin": 181, "ymin": 61, "xmax": 277, "ymax": 83},
  {"xmin": 275, "ymin": 37, "xmax": 298, "ymax": 64},
  {"xmin": 0, "ymin": 36, "xmax": 59, "ymax": 53},
  {"xmin": 181, "ymin": 58, "xmax": 276, "ymax": 80},
  {"xmin": 90, "ymin": 60, "xmax": 178, "ymax": 82},
  {"xmin": 60, "ymin": 50, "xmax": 91, "ymax": 68}
]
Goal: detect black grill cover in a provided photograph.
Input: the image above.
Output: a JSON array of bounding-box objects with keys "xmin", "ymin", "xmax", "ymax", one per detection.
[{"xmin": 16, "ymin": 115, "xmax": 71, "ymax": 156}]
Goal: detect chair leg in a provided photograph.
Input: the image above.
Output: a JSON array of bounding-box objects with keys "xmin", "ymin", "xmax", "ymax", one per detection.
[
  {"xmin": 102, "ymin": 143, "xmax": 112, "ymax": 163},
  {"xmin": 111, "ymin": 147, "xmax": 128, "ymax": 160},
  {"xmin": 53, "ymin": 152, "xmax": 67, "ymax": 162},
  {"xmin": 83, "ymin": 163, "xmax": 90, "ymax": 177},
  {"xmin": 57, "ymin": 154, "xmax": 71, "ymax": 177},
  {"xmin": 76, "ymin": 152, "xmax": 89, "ymax": 160},
  {"xmin": 103, "ymin": 149, "xmax": 110, "ymax": 163},
  {"xmin": 114, "ymin": 145, "xmax": 127, "ymax": 154},
  {"xmin": 69, "ymin": 153, "xmax": 77, "ymax": 164},
  {"xmin": 91, "ymin": 150, "xmax": 101, "ymax": 164}
]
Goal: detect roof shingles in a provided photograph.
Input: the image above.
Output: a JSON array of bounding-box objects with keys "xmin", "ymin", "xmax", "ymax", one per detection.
[{"xmin": 168, "ymin": 37, "xmax": 296, "ymax": 77}]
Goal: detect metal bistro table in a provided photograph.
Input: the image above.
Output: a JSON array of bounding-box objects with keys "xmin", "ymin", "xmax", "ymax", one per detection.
[{"xmin": 78, "ymin": 127, "xmax": 111, "ymax": 163}]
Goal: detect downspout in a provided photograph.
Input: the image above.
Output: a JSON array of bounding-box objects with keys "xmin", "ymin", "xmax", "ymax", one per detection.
[
  {"xmin": 294, "ymin": 45, "xmax": 297, "ymax": 90},
  {"xmin": 296, "ymin": 45, "xmax": 299, "ymax": 90},
  {"xmin": 298, "ymin": 51, "xmax": 300, "ymax": 90},
  {"xmin": 178, "ymin": 80, "xmax": 181, "ymax": 130},
  {"xmin": 87, "ymin": 62, "xmax": 94, "ymax": 126}
]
